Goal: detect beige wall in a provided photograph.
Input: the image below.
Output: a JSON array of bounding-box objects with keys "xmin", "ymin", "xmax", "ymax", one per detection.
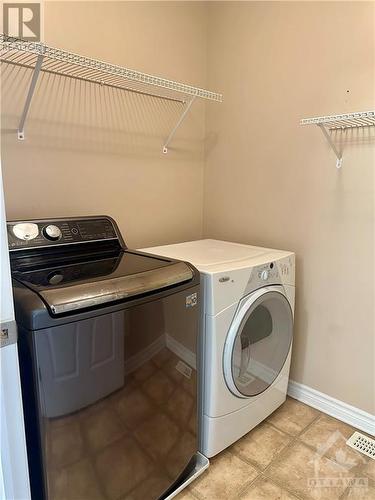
[
  {"xmin": 204, "ymin": 1, "xmax": 375, "ymax": 413},
  {"xmin": 1, "ymin": 1, "xmax": 208, "ymax": 248}
]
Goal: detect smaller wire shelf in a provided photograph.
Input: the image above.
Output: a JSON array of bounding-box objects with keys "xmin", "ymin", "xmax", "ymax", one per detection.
[
  {"xmin": 300, "ymin": 110, "xmax": 375, "ymax": 168},
  {"xmin": 300, "ymin": 111, "xmax": 375, "ymax": 130}
]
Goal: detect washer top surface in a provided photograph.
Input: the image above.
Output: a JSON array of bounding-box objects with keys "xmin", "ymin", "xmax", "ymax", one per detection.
[{"xmin": 143, "ymin": 239, "xmax": 293, "ymax": 274}]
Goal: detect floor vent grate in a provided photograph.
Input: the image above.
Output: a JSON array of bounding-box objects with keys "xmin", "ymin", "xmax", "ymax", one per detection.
[{"xmin": 346, "ymin": 431, "xmax": 375, "ymax": 460}]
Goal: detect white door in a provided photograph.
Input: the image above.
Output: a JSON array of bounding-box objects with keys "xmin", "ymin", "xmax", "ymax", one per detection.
[
  {"xmin": 223, "ymin": 286, "xmax": 293, "ymax": 398},
  {"xmin": 0, "ymin": 161, "xmax": 31, "ymax": 499}
]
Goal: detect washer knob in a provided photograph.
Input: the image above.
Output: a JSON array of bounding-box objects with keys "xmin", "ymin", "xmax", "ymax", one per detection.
[
  {"xmin": 43, "ymin": 225, "xmax": 62, "ymax": 241},
  {"xmin": 260, "ymin": 270, "xmax": 269, "ymax": 281}
]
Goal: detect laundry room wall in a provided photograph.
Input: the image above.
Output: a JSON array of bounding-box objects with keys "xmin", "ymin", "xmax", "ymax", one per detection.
[
  {"xmin": 1, "ymin": 1, "xmax": 209, "ymax": 248},
  {"xmin": 204, "ymin": 2, "xmax": 375, "ymax": 413}
]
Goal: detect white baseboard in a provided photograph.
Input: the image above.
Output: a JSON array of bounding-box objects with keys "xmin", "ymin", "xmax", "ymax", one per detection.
[{"xmin": 288, "ymin": 380, "xmax": 375, "ymax": 436}]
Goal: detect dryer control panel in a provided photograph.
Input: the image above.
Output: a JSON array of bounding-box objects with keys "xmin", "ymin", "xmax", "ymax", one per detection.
[
  {"xmin": 246, "ymin": 255, "xmax": 294, "ymax": 291},
  {"xmin": 250, "ymin": 262, "xmax": 281, "ymax": 287}
]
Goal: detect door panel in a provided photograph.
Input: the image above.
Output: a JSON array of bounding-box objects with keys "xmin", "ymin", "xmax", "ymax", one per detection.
[{"xmin": 35, "ymin": 313, "xmax": 125, "ymax": 418}]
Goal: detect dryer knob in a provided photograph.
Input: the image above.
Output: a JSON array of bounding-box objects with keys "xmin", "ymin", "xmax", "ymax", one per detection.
[{"xmin": 260, "ymin": 270, "xmax": 269, "ymax": 281}]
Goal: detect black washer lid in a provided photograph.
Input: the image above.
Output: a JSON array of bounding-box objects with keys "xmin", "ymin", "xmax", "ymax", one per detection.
[{"xmin": 13, "ymin": 251, "xmax": 194, "ymax": 315}]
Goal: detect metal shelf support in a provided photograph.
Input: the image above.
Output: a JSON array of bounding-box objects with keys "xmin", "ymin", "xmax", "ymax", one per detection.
[
  {"xmin": 17, "ymin": 53, "xmax": 44, "ymax": 140},
  {"xmin": 163, "ymin": 95, "xmax": 197, "ymax": 154},
  {"xmin": 318, "ymin": 124, "xmax": 343, "ymax": 169}
]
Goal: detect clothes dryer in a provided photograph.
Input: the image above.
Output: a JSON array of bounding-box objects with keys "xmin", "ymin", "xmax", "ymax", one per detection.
[{"xmin": 142, "ymin": 239, "xmax": 295, "ymax": 457}]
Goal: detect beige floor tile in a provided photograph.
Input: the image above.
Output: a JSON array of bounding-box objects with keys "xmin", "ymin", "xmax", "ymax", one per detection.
[
  {"xmin": 299, "ymin": 414, "xmax": 370, "ymax": 471},
  {"xmin": 166, "ymin": 388, "xmax": 195, "ymax": 427},
  {"xmin": 267, "ymin": 398, "xmax": 320, "ymax": 436},
  {"xmin": 232, "ymin": 421, "xmax": 292, "ymax": 470},
  {"xmin": 132, "ymin": 360, "xmax": 157, "ymax": 382},
  {"xmin": 77, "ymin": 395, "xmax": 114, "ymax": 420},
  {"xmin": 361, "ymin": 460, "xmax": 375, "ymax": 481},
  {"xmin": 49, "ymin": 458, "xmax": 105, "ymax": 500},
  {"xmin": 265, "ymin": 440, "xmax": 356, "ymax": 499},
  {"xmin": 49, "ymin": 420, "xmax": 84, "ymax": 468},
  {"xmin": 49, "ymin": 411, "xmax": 81, "ymax": 430},
  {"xmin": 191, "ymin": 450, "xmax": 258, "ymax": 499},
  {"xmin": 134, "ymin": 412, "xmax": 179, "ymax": 460},
  {"xmin": 142, "ymin": 369, "xmax": 175, "ymax": 404},
  {"xmin": 95, "ymin": 436, "xmax": 153, "ymax": 498},
  {"xmin": 81, "ymin": 406, "xmax": 126, "ymax": 452},
  {"xmin": 240, "ymin": 476, "xmax": 300, "ymax": 499},
  {"xmin": 114, "ymin": 388, "xmax": 155, "ymax": 430},
  {"xmin": 116, "ymin": 375, "xmax": 139, "ymax": 396},
  {"xmin": 342, "ymin": 479, "xmax": 375, "ymax": 499}
]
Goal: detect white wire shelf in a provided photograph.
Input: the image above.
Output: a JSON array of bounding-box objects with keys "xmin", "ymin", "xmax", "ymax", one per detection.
[
  {"xmin": 301, "ymin": 111, "xmax": 375, "ymax": 130},
  {"xmin": 300, "ymin": 110, "xmax": 375, "ymax": 168},
  {"xmin": 0, "ymin": 34, "xmax": 223, "ymax": 151}
]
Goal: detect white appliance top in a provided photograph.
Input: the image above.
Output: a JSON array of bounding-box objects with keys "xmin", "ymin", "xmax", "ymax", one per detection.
[{"xmin": 142, "ymin": 239, "xmax": 293, "ymax": 274}]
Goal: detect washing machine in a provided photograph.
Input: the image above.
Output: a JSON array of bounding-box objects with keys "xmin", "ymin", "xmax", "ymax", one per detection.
[
  {"xmin": 8, "ymin": 216, "xmax": 208, "ymax": 500},
  {"xmin": 142, "ymin": 239, "xmax": 295, "ymax": 457}
]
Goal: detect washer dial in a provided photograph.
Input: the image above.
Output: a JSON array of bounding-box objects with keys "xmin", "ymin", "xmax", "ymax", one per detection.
[{"xmin": 43, "ymin": 225, "xmax": 62, "ymax": 241}]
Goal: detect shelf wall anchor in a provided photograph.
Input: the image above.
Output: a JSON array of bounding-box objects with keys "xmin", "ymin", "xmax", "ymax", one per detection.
[
  {"xmin": 163, "ymin": 94, "xmax": 197, "ymax": 154},
  {"xmin": 318, "ymin": 124, "xmax": 343, "ymax": 168},
  {"xmin": 17, "ymin": 53, "xmax": 44, "ymax": 140}
]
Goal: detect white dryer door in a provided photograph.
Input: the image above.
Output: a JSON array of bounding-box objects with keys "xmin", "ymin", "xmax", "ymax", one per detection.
[{"xmin": 223, "ymin": 287, "xmax": 293, "ymax": 398}]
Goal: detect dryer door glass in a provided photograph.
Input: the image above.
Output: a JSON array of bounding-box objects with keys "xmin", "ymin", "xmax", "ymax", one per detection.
[{"xmin": 229, "ymin": 291, "xmax": 293, "ymax": 397}]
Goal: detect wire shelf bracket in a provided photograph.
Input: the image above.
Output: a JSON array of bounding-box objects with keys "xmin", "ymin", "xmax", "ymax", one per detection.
[
  {"xmin": 163, "ymin": 94, "xmax": 197, "ymax": 154},
  {"xmin": 17, "ymin": 52, "xmax": 44, "ymax": 140},
  {"xmin": 318, "ymin": 123, "xmax": 343, "ymax": 169},
  {"xmin": 0, "ymin": 34, "xmax": 223, "ymax": 150},
  {"xmin": 300, "ymin": 110, "xmax": 375, "ymax": 168}
]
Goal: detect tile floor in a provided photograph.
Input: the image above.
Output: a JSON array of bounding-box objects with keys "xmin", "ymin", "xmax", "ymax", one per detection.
[{"xmin": 177, "ymin": 397, "xmax": 374, "ymax": 500}]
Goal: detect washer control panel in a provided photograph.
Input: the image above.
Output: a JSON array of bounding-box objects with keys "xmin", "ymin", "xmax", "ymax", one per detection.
[{"xmin": 7, "ymin": 217, "xmax": 118, "ymax": 250}]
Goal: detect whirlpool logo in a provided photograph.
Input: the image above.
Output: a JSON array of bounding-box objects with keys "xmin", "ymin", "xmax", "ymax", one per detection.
[
  {"xmin": 186, "ymin": 292, "xmax": 197, "ymax": 308},
  {"xmin": 3, "ymin": 2, "xmax": 41, "ymax": 41}
]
